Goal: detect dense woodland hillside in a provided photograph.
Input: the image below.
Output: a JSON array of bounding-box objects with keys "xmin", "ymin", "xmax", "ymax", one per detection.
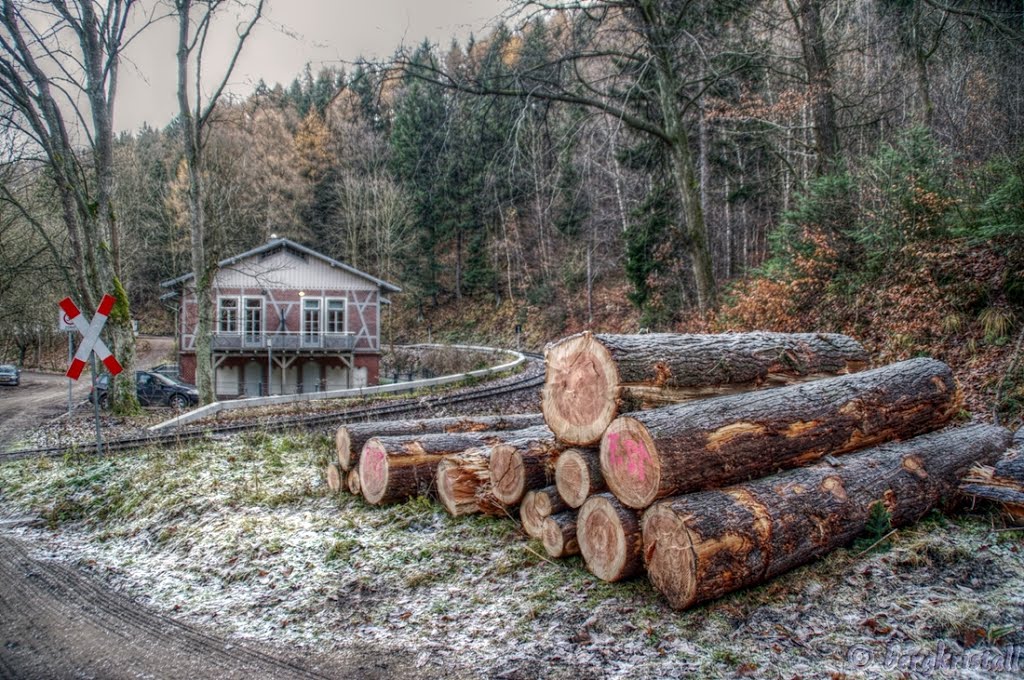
[{"xmin": 1, "ymin": 0, "xmax": 1023, "ymax": 420}]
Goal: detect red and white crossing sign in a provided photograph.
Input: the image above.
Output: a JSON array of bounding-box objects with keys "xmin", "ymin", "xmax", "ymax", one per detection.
[{"xmin": 59, "ymin": 295, "xmax": 123, "ymax": 380}]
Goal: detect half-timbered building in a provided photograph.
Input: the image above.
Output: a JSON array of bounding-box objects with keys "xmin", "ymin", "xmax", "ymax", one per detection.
[{"xmin": 160, "ymin": 237, "xmax": 400, "ymax": 398}]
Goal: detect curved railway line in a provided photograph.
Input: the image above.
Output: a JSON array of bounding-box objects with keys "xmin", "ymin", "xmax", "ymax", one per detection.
[{"xmin": 0, "ymin": 352, "xmax": 545, "ymax": 462}]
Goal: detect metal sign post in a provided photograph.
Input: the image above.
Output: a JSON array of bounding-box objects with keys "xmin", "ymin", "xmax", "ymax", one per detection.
[
  {"xmin": 60, "ymin": 295, "xmax": 123, "ymax": 456},
  {"xmin": 59, "ymin": 310, "xmax": 76, "ymax": 417}
]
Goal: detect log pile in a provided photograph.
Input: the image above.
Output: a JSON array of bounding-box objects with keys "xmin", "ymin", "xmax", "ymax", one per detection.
[{"xmin": 319, "ymin": 331, "xmax": 1011, "ymax": 611}]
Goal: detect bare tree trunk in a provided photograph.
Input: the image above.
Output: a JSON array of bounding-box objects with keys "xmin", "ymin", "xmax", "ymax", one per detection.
[{"xmin": 788, "ymin": 0, "xmax": 841, "ymax": 175}]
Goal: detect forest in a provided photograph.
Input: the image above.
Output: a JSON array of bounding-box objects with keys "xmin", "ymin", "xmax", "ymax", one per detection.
[{"xmin": 1, "ymin": 0, "xmax": 1023, "ymax": 418}]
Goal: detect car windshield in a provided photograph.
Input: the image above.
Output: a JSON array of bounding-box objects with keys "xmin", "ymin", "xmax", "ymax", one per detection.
[
  {"xmin": 150, "ymin": 373, "xmax": 179, "ymax": 386},
  {"xmin": 0, "ymin": 365, "xmax": 16, "ymax": 374}
]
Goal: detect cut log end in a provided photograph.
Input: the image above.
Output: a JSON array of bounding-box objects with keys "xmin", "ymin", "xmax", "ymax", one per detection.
[
  {"xmin": 326, "ymin": 462, "xmax": 344, "ymax": 493},
  {"xmin": 642, "ymin": 502, "xmax": 697, "ymax": 609},
  {"xmin": 577, "ymin": 493, "xmax": 643, "ymax": 582},
  {"xmin": 358, "ymin": 439, "xmax": 390, "ymax": 505},
  {"xmin": 335, "ymin": 427, "xmax": 352, "ymax": 469},
  {"xmin": 490, "ymin": 444, "xmax": 524, "ymax": 505},
  {"xmin": 543, "ymin": 332, "xmax": 621, "ymax": 446},
  {"xmin": 436, "ymin": 452, "xmax": 490, "ymax": 516},
  {"xmin": 600, "ymin": 416, "xmax": 661, "ymax": 510},
  {"xmin": 555, "ymin": 448, "xmax": 603, "ymax": 508},
  {"xmin": 347, "ymin": 468, "xmax": 361, "ymax": 496},
  {"xmin": 520, "ymin": 490, "xmax": 547, "ymax": 538},
  {"xmin": 542, "ymin": 512, "xmax": 580, "ymax": 558}
]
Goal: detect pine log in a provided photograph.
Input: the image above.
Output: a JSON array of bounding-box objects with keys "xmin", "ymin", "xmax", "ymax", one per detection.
[
  {"xmin": 326, "ymin": 462, "xmax": 344, "ymax": 494},
  {"xmin": 336, "ymin": 413, "xmax": 544, "ymax": 470},
  {"xmin": 436, "ymin": 448, "xmax": 508, "ymax": 517},
  {"xmin": 555, "ymin": 448, "xmax": 607, "ymax": 508},
  {"xmin": 359, "ymin": 427, "xmax": 550, "ymax": 505},
  {"xmin": 577, "ymin": 493, "xmax": 644, "ymax": 582},
  {"xmin": 541, "ymin": 511, "xmax": 580, "ymax": 558},
  {"xmin": 346, "ymin": 468, "xmax": 361, "ymax": 496},
  {"xmin": 521, "ymin": 486, "xmax": 568, "ymax": 539},
  {"xmin": 960, "ymin": 450, "xmax": 1024, "ymax": 524},
  {"xmin": 488, "ymin": 426, "xmax": 563, "ymax": 506},
  {"xmin": 543, "ymin": 331, "xmax": 869, "ymax": 446},
  {"xmin": 601, "ymin": 357, "xmax": 961, "ymax": 509},
  {"xmin": 642, "ymin": 423, "xmax": 1010, "ymax": 610}
]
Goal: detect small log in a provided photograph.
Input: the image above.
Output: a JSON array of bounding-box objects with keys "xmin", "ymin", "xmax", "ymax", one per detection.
[
  {"xmin": 521, "ymin": 486, "xmax": 568, "ymax": 539},
  {"xmin": 577, "ymin": 493, "xmax": 643, "ymax": 582},
  {"xmin": 335, "ymin": 413, "xmax": 545, "ymax": 470},
  {"xmin": 541, "ymin": 511, "xmax": 580, "ymax": 558},
  {"xmin": 642, "ymin": 423, "xmax": 1010, "ymax": 610},
  {"xmin": 602, "ymin": 357, "xmax": 961, "ymax": 509},
  {"xmin": 326, "ymin": 461, "xmax": 344, "ymax": 494},
  {"xmin": 961, "ymin": 450, "xmax": 1024, "ymax": 524},
  {"xmin": 488, "ymin": 426, "xmax": 563, "ymax": 506},
  {"xmin": 436, "ymin": 448, "xmax": 507, "ymax": 517},
  {"xmin": 346, "ymin": 468, "xmax": 361, "ymax": 496},
  {"xmin": 543, "ymin": 331, "xmax": 869, "ymax": 446},
  {"xmin": 359, "ymin": 427, "xmax": 550, "ymax": 505},
  {"xmin": 555, "ymin": 448, "xmax": 606, "ymax": 508}
]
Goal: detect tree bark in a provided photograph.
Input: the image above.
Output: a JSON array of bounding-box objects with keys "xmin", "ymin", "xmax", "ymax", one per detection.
[
  {"xmin": 336, "ymin": 413, "xmax": 544, "ymax": 470},
  {"xmin": 788, "ymin": 0, "xmax": 840, "ymax": 175},
  {"xmin": 642, "ymin": 423, "xmax": 1011, "ymax": 610},
  {"xmin": 577, "ymin": 493, "xmax": 644, "ymax": 582},
  {"xmin": 487, "ymin": 425, "xmax": 562, "ymax": 506},
  {"xmin": 436, "ymin": 448, "xmax": 508, "ymax": 517},
  {"xmin": 555, "ymin": 448, "xmax": 606, "ymax": 509},
  {"xmin": 602, "ymin": 357, "xmax": 961, "ymax": 509},
  {"xmin": 541, "ymin": 511, "xmax": 580, "ymax": 558},
  {"xmin": 521, "ymin": 486, "xmax": 568, "ymax": 539},
  {"xmin": 326, "ymin": 462, "xmax": 344, "ymax": 494},
  {"xmin": 359, "ymin": 426, "xmax": 550, "ymax": 505},
  {"xmin": 543, "ymin": 331, "xmax": 869, "ymax": 446}
]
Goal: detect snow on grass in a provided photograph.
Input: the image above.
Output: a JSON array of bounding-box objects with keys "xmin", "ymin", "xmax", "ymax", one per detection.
[{"xmin": 1, "ymin": 433, "xmax": 1022, "ymax": 678}]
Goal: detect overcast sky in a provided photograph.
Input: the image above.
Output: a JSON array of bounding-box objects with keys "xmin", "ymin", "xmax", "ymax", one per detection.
[{"xmin": 116, "ymin": 0, "xmax": 510, "ymax": 133}]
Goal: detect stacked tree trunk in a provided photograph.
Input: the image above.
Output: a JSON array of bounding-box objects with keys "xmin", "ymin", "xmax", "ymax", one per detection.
[
  {"xmin": 358, "ymin": 425, "xmax": 552, "ymax": 505},
  {"xmin": 541, "ymin": 331, "xmax": 869, "ymax": 446}
]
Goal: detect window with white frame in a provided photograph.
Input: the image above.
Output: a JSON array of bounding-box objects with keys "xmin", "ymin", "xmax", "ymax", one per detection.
[
  {"xmin": 302, "ymin": 297, "xmax": 321, "ymax": 341},
  {"xmin": 325, "ymin": 298, "xmax": 346, "ymax": 334},
  {"xmin": 243, "ymin": 297, "xmax": 263, "ymax": 343},
  {"xmin": 218, "ymin": 298, "xmax": 239, "ymax": 333}
]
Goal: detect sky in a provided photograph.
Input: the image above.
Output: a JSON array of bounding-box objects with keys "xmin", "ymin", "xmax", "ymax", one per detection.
[{"xmin": 116, "ymin": 0, "xmax": 510, "ymax": 133}]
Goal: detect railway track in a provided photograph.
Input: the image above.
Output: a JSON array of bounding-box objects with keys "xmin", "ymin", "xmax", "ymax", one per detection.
[{"xmin": 0, "ymin": 353, "xmax": 545, "ymax": 462}]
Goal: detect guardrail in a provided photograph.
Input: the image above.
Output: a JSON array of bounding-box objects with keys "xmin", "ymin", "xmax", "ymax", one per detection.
[{"xmin": 149, "ymin": 344, "xmax": 528, "ymax": 431}]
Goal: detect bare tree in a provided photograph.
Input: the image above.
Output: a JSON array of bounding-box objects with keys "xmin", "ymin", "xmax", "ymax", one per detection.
[
  {"xmin": 0, "ymin": 0, "xmax": 150, "ymax": 410},
  {"xmin": 174, "ymin": 0, "xmax": 264, "ymax": 404}
]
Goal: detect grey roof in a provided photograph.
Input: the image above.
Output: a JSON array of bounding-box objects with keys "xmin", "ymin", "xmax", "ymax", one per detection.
[{"xmin": 159, "ymin": 238, "xmax": 401, "ymax": 293}]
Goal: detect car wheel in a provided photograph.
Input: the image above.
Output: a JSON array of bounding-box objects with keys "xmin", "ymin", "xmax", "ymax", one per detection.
[
  {"xmin": 99, "ymin": 394, "xmax": 110, "ymax": 409},
  {"xmin": 169, "ymin": 394, "xmax": 188, "ymax": 410}
]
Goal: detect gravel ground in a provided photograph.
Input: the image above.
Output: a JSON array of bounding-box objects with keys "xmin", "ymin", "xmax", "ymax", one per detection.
[{"xmin": 1, "ymin": 431, "xmax": 1021, "ymax": 679}]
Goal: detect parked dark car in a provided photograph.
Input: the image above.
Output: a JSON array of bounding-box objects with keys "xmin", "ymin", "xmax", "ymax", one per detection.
[
  {"xmin": 91, "ymin": 370, "xmax": 198, "ymax": 409},
  {"xmin": 0, "ymin": 364, "xmax": 20, "ymax": 386},
  {"xmin": 150, "ymin": 362, "xmax": 181, "ymax": 382}
]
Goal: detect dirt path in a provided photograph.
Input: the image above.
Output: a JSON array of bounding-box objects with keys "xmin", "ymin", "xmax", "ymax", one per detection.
[
  {"xmin": 0, "ymin": 531, "xmax": 415, "ymax": 679},
  {"xmin": 0, "ymin": 336, "xmax": 176, "ymax": 451}
]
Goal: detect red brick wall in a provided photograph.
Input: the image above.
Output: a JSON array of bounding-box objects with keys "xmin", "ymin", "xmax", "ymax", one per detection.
[
  {"xmin": 355, "ymin": 354, "xmax": 379, "ymax": 386},
  {"xmin": 180, "ymin": 354, "xmax": 196, "ymax": 384}
]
